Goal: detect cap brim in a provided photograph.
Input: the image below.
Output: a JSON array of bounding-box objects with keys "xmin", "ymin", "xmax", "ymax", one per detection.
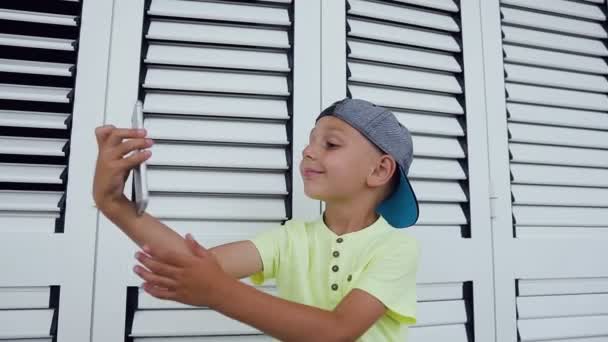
[{"xmin": 377, "ymin": 170, "xmax": 419, "ymax": 228}]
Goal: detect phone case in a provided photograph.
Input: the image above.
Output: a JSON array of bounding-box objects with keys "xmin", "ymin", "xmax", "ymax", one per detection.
[{"xmin": 132, "ymin": 100, "xmax": 149, "ymax": 216}]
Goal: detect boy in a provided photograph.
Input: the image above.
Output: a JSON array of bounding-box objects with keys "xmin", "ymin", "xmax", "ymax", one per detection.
[{"xmin": 93, "ymin": 98, "xmax": 420, "ymax": 341}]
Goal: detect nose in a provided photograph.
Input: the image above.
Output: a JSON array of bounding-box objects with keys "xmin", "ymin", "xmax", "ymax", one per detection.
[{"xmin": 302, "ymin": 143, "xmax": 317, "ymax": 160}]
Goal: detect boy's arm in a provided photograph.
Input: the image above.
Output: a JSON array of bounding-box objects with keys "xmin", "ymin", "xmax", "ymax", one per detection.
[
  {"xmin": 212, "ymin": 279, "xmax": 386, "ymax": 341},
  {"xmin": 94, "ymin": 125, "xmax": 261, "ymax": 278},
  {"xmin": 103, "ymin": 197, "xmax": 261, "ymax": 278}
]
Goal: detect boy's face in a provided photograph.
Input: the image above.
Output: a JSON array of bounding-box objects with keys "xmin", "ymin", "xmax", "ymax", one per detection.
[{"xmin": 299, "ymin": 116, "xmax": 385, "ymax": 202}]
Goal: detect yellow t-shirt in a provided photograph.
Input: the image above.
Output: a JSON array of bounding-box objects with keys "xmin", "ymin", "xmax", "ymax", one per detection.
[{"xmin": 249, "ymin": 214, "xmax": 420, "ymax": 341}]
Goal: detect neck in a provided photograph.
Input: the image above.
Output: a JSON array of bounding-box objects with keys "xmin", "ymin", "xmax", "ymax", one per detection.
[{"xmin": 323, "ymin": 201, "xmax": 379, "ymax": 236}]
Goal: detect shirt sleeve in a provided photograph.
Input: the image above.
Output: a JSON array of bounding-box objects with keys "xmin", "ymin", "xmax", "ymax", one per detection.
[
  {"xmin": 248, "ymin": 224, "xmax": 287, "ymax": 286},
  {"xmin": 353, "ymin": 235, "xmax": 420, "ymax": 325}
]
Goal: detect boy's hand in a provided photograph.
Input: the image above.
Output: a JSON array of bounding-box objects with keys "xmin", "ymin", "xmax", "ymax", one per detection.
[
  {"xmin": 133, "ymin": 234, "xmax": 230, "ymax": 307},
  {"xmin": 93, "ymin": 125, "xmax": 153, "ymax": 211}
]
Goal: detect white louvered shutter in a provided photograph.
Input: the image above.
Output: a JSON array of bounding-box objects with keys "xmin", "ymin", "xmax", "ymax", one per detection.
[
  {"xmin": 320, "ymin": 0, "xmax": 495, "ymax": 340},
  {"xmin": 483, "ymin": 0, "xmax": 608, "ymax": 341},
  {"xmin": 0, "ymin": 1, "xmax": 81, "ymax": 341},
  {"xmin": 91, "ymin": 0, "xmax": 321, "ymax": 340}
]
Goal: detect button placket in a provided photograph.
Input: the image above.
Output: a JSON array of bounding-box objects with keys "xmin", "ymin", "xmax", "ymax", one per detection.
[{"xmin": 330, "ymin": 237, "xmax": 345, "ymax": 293}]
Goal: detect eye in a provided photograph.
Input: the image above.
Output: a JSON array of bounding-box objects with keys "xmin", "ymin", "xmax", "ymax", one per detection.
[{"xmin": 326, "ymin": 142, "xmax": 339, "ymax": 148}]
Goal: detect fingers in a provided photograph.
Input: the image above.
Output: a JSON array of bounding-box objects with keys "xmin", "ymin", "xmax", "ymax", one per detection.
[
  {"xmin": 95, "ymin": 125, "xmax": 115, "ymax": 144},
  {"xmin": 142, "ymin": 282, "xmax": 176, "ymax": 301},
  {"xmin": 116, "ymin": 150, "xmax": 152, "ymax": 170},
  {"xmin": 185, "ymin": 234, "xmax": 209, "ymax": 258},
  {"xmin": 107, "ymin": 128, "xmax": 147, "ymax": 147},
  {"xmin": 134, "ymin": 264, "xmax": 178, "ymax": 289},
  {"xmin": 114, "ymin": 138, "xmax": 154, "ymax": 159},
  {"xmin": 136, "ymin": 251, "xmax": 179, "ymax": 278}
]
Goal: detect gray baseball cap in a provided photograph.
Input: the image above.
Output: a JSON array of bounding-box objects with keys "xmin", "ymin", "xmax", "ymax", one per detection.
[{"xmin": 316, "ymin": 98, "xmax": 419, "ymax": 228}]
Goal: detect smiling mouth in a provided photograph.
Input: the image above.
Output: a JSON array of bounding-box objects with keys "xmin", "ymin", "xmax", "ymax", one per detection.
[{"xmin": 303, "ymin": 169, "xmax": 324, "ymax": 178}]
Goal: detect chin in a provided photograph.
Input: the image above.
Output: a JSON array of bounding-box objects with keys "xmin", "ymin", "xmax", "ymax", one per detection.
[{"xmin": 303, "ymin": 184, "xmax": 328, "ymax": 201}]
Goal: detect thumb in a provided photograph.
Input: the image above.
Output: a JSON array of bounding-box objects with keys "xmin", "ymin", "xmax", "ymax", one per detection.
[{"xmin": 185, "ymin": 233, "xmax": 207, "ymax": 257}]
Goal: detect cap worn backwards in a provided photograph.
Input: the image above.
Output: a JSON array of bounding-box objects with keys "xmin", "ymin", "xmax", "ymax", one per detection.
[{"xmin": 316, "ymin": 98, "xmax": 419, "ymax": 228}]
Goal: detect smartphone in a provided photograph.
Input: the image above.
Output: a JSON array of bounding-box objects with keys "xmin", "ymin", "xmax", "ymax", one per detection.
[{"xmin": 131, "ymin": 100, "xmax": 149, "ymax": 216}]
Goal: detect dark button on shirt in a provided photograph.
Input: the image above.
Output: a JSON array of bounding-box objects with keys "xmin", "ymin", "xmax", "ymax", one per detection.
[
  {"xmin": 336, "ymin": 238, "xmax": 344, "ymax": 243},
  {"xmin": 332, "ymin": 265, "xmax": 339, "ymax": 272},
  {"xmin": 331, "ymin": 284, "xmax": 338, "ymax": 291},
  {"xmin": 332, "ymin": 251, "xmax": 340, "ymax": 258}
]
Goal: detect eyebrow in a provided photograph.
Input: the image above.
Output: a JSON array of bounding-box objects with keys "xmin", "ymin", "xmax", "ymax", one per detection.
[{"xmin": 309, "ymin": 127, "xmax": 345, "ymax": 139}]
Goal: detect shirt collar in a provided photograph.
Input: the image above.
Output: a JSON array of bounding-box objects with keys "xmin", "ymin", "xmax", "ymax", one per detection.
[{"xmin": 316, "ymin": 212, "xmax": 391, "ymax": 240}]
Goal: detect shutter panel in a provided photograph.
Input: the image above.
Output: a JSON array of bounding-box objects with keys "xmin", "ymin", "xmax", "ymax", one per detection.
[
  {"xmin": 341, "ymin": 0, "xmax": 495, "ymax": 340},
  {"xmin": 482, "ymin": 0, "xmax": 608, "ymax": 340},
  {"xmin": 0, "ymin": 2, "xmax": 84, "ymax": 341},
  {"xmin": 0, "ymin": 1, "xmax": 80, "ymax": 234},
  {"xmin": 346, "ymin": 0, "xmax": 469, "ymax": 235},
  {"xmin": 116, "ymin": 0, "xmax": 293, "ymax": 340},
  {"xmin": 0, "ymin": 286, "xmax": 58, "ymax": 341}
]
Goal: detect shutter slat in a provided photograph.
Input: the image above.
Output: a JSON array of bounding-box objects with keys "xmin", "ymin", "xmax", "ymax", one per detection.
[
  {"xmin": 145, "ymin": 117, "xmax": 288, "ymax": 145},
  {"xmin": 150, "ymin": 143, "xmax": 288, "ymax": 169},
  {"xmin": 349, "ymin": 84, "xmax": 464, "ymax": 114},
  {"xmin": 518, "ymin": 315, "xmax": 608, "ymax": 341},
  {"xmin": 0, "ymin": 8, "xmax": 77, "ymax": 26},
  {"xmin": 148, "ymin": 195, "xmax": 286, "ymax": 220},
  {"xmin": 519, "ymin": 278, "xmax": 608, "ymax": 296},
  {"xmin": 0, "ymin": 110, "xmax": 68, "ymax": 129},
  {"xmin": 417, "ymin": 282, "xmax": 463, "ymax": 301},
  {"xmin": 0, "ymin": 33, "xmax": 74, "ymax": 51},
  {"xmin": 502, "ymin": 25, "xmax": 608, "ymax": 56},
  {"xmin": 501, "ymin": 6, "xmax": 608, "ymax": 38},
  {"xmin": 147, "ymin": 20, "xmax": 290, "ymax": 48},
  {"xmin": 131, "ymin": 309, "xmax": 260, "ymax": 337},
  {"xmin": 0, "ymin": 84, "xmax": 71, "ymax": 103},
  {"xmin": 0, "ymin": 163, "xmax": 63, "ymax": 184},
  {"xmin": 516, "ymin": 226, "xmax": 608, "ymax": 239},
  {"xmin": 417, "ymin": 203, "xmax": 467, "ymax": 225},
  {"xmin": 146, "ymin": 43, "xmax": 290, "ymax": 72},
  {"xmin": 409, "ymin": 325, "xmax": 468, "ymax": 342},
  {"xmin": 0, "ymin": 136, "xmax": 66, "ymax": 156},
  {"xmin": 503, "ymin": 44, "xmax": 608, "ymax": 75},
  {"xmin": 513, "ymin": 206, "xmax": 608, "ymax": 226},
  {"xmin": 506, "ymin": 83, "xmax": 608, "ymax": 111},
  {"xmin": 0, "ymin": 58, "xmax": 73, "ymax": 76},
  {"xmin": 511, "ymin": 164, "xmax": 608, "ymax": 188},
  {"xmin": 0, "ymin": 287, "xmax": 50, "ymax": 309},
  {"xmin": 144, "ymin": 92, "xmax": 289, "ymax": 119},
  {"xmin": 348, "ymin": 61, "xmax": 462, "ymax": 94},
  {"xmin": 505, "ymin": 63, "xmax": 608, "ymax": 93},
  {"xmin": 347, "ymin": 18, "xmax": 461, "ymax": 52},
  {"xmin": 391, "ymin": 0, "xmax": 459, "ymax": 12},
  {"xmin": 0, "ymin": 309, "xmax": 54, "ymax": 339},
  {"xmin": 0, "ymin": 213, "xmax": 58, "ymax": 233},
  {"xmin": 416, "ymin": 300, "xmax": 467, "ymax": 326},
  {"xmin": 395, "ymin": 110, "xmax": 464, "ymax": 137},
  {"xmin": 413, "ymin": 135, "xmax": 465, "ymax": 158},
  {"xmin": 0, "ymin": 190, "xmax": 61, "ymax": 212},
  {"xmin": 512, "ymin": 184, "xmax": 608, "ymax": 207},
  {"xmin": 148, "ymin": 168, "xmax": 287, "ymax": 195},
  {"xmin": 134, "ymin": 336, "xmax": 266, "ymax": 342},
  {"xmin": 510, "ymin": 143, "xmax": 608, "ymax": 168},
  {"xmin": 144, "ymin": 67, "xmax": 289, "ymax": 96},
  {"xmin": 348, "ymin": 39, "xmax": 462, "ymax": 72},
  {"xmin": 517, "ymin": 294, "xmax": 608, "ymax": 318},
  {"xmin": 507, "ymin": 103, "xmax": 608, "ymax": 130},
  {"xmin": 348, "ymin": 0, "xmax": 460, "ymax": 32},
  {"xmin": 409, "ymin": 158, "xmax": 466, "ymax": 180},
  {"xmin": 508, "ymin": 122, "xmax": 608, "ymax": 149},
  {"xmin": 501, "ymin": 0, "xmax": 606, "ymax": 21},
  {"xmin": 411, "ymin": 180, "xmax": 467, "ymax": 202},
  {"xmin": 148, "ymin": 0, "xmax": 291, "ymax": 26}
]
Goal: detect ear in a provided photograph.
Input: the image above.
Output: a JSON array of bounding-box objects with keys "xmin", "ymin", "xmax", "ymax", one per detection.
[{"xmin": 367, "ymin": 155, "xmax": 396, "ymax": 188}]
